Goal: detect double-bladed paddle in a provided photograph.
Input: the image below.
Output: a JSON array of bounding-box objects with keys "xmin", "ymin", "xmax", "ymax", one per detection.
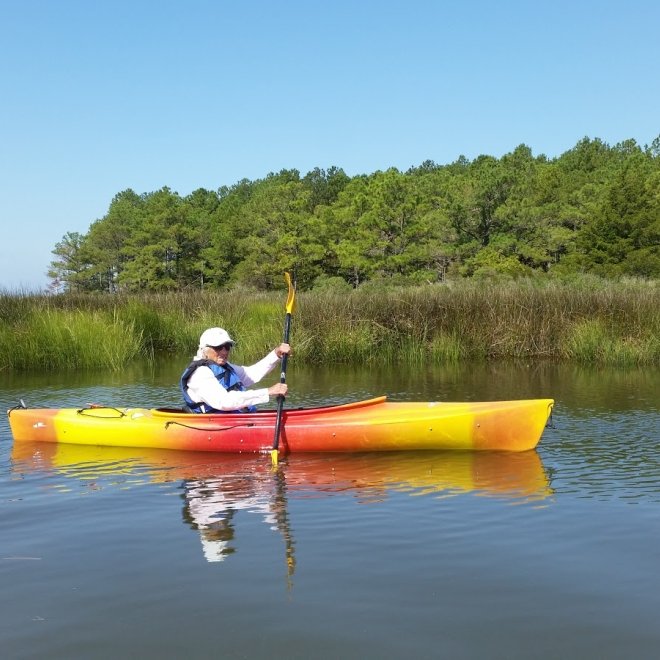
[{"xmin": 271, "ymin": 272, "xmax": 296, "ymax": 465}]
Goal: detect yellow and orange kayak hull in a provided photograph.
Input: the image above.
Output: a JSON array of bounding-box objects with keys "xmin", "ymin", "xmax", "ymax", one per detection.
[{"xmin": 8, "ymin": 396, "xmax": 554, "ymax": 453}]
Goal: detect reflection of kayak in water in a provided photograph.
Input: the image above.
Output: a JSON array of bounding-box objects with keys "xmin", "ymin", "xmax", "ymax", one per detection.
[
  {"xmin": 7, "ymin": 396, "xmax": 554, "ymax": 452},
  {"xmin": 11, "ymin": 443, "xmax": 551, "ymax": 572},
  {"xmin": 10, "ymin": 441, "xmax": 553, "ymax": 502}
]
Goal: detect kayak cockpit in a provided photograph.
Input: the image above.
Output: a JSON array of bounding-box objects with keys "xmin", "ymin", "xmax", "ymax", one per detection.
[{"xmin": 151, "ymin": 396, "xmax": 389, "ymax": 420}]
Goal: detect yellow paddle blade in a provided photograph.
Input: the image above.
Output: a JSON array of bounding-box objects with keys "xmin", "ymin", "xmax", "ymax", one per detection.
[
  {"xmin": 284, "ymin": 271, "xmax": 296, "ymax": 314},
  {"xmin": 270, "ymin": 448, "xmax": 279, "ymax": 466}
]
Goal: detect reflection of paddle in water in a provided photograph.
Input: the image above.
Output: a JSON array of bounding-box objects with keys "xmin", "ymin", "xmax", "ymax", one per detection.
[{"xmin": 272, "ymin": 463, "xmax": 296, "ymax": 588}]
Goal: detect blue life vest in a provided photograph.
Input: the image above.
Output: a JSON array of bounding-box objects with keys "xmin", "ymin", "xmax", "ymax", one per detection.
[{"xmin": 180, "ymin": 359, "xmax": 257, "ymax": 413}]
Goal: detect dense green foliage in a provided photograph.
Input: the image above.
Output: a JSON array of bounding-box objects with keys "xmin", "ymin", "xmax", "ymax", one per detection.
[
  {"xmin": 2, "ymin": 280, "xmax": 658, "ymax": 371},
  {"xmin": 47, "ymin": 137, "xmax": 660, "ymax": 293}
]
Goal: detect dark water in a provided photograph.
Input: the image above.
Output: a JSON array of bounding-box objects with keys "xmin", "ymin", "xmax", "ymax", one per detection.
[{"xmin": 1, "ymin": 360, "xmax": 659, "ymax": 659}]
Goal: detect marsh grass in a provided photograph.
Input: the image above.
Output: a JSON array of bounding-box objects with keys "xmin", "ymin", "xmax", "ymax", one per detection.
[
  {"xmin": 0, "ymin": 279, "xmax": 657, "ymax": 371},
  {"xmin": 562, "ymin": 319, "xmax": 660, "ymax": 366},
  {"xmin": 0, "ymin": 308, "xmax": 143, "ymax": 371},
  {"xmin": 428, "ymin": 332, "xmax": 463, "ymax": 363}
]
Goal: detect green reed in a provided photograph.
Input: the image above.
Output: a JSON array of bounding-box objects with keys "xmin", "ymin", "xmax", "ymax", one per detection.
[
  {"xmin": 0, "ymin": 308, "xmax": 144, "ymax": 371},
  {"xmin": 0, "ymin": 278, "xmax": 657, "ymax": 371}
]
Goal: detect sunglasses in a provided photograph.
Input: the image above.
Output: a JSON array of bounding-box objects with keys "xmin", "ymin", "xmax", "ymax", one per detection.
[{"xmin": 210, "ymin": 343, "xmax": 233, "ymax": 351}]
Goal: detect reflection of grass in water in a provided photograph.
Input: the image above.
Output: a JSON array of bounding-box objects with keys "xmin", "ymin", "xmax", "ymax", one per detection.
[{"xmin": 0, "ymin": 279, "xmax": 657, "ymax": 370}]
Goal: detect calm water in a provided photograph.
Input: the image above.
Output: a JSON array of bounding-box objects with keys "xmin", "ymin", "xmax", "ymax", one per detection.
[{"xmin": 1, "ymin": 360, "xmax": 659, "ymax": 660}]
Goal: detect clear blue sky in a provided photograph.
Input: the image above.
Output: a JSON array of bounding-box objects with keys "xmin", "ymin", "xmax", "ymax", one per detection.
[{"xmin": 1, "ymin": 0, "xmax": 658, "ymax": 291}]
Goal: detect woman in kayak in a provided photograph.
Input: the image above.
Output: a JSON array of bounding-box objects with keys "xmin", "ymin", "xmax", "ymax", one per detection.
[{"xmin": 180, "ymin": 327, "xmax": 290, "ymax": 413}]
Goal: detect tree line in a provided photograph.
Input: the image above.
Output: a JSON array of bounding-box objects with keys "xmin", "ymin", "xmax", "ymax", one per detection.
[{"xmin": 48, "ymin": 136, "xmax": 660, "ymax": 293}]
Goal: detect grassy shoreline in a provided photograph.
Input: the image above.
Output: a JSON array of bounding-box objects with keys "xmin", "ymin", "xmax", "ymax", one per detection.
[{"xmin": 1, "ymin": 279, "xmax": 658, "ymax": 371}]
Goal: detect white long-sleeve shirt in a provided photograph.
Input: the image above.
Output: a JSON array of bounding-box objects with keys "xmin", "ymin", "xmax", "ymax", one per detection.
[{"xmin": 185, "ymin": 350, "xmax": 281, "ymax": 412}]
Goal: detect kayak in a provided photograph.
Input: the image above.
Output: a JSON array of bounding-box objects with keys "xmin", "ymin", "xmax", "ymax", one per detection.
[{"xmin": 7, "ymin": 396, "xmax": 554, "ymax": 453}]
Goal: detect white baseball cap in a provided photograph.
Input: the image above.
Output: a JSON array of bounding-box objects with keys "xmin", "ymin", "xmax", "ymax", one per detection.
[{"xmin": 199, "ymin": 327, "xmax": 235, "ymax": 348}]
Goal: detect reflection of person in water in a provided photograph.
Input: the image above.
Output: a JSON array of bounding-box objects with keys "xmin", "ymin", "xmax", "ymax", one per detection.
[
  {"xmin": 181, "ymin": 480, "xmax": 241, "ymax": 562},
  {"xmin": 180, "ymin": 474, "xmax": 291, "ymax": 566}
]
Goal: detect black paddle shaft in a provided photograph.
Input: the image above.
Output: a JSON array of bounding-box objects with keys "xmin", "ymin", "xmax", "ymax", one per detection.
[
  {"xmin": 272, "ymin": 311, "xmax": 292, "ymax": 450},
  {"xmin": 279, "ymin": 312, "xmax": 292, "ymax": 381}
]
